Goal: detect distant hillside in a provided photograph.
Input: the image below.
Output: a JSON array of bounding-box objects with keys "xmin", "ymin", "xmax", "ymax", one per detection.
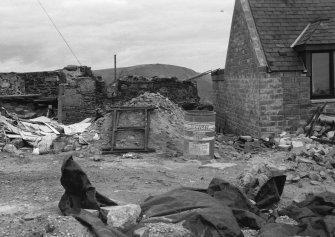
[{"xmin": 94, "ymin": 64, "xmax": 213, "ymax": 103}]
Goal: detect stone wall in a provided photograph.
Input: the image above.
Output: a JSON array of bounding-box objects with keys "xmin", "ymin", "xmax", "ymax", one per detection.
[
  {"xmin": 214, "ymin": 0, "xmax": 263, "ymax": 137},
  {"xmin": 0, "ymin": 71, "xmax": 66, "ymax": 97},
  {"xmin": 62, "ymin": 77, "xmax": 98, "ymax": 123},
  {"xmin": 19, "ymin": 71, "xmax": 64, "ymax": 97},
  {"xmin": 0, "ymin": 66, "xmax": 103, "ymax": 124},
  {"xmin": 213, "ymin": 0, "xmax": 314, "ymax": 137},
  {"xmin": 112, "ymin": 76, "xmax": 199, "ymax": 106},
  {"xmin": 0, "ymin": 73, "xmax": 25, "ymax": 95}
]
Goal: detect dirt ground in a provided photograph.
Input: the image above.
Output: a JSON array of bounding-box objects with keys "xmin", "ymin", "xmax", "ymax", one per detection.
[{"xmin": 0, "ymin": 147, "xmax": 334, "ymax": 236}]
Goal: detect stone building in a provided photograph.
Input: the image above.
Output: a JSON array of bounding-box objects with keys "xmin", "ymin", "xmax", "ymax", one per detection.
[
  {"xmin": 212, "ymin": 0, "xmax": 335, "ymax": 137},
  {"xmin": 0, "ymin": 66, "xmax": 103, "ymax": 123}
]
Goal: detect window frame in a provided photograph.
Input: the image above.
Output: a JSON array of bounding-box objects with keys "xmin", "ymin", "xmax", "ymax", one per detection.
[{"xmin": 305, "ymin": 50, "xmax": 335, "ymax": 99}]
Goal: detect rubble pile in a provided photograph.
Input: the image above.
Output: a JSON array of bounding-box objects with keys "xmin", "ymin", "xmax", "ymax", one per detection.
[
  {"xmin": 0, "ymin": 108, "xmax": 96, "ymax": 155},
  {"xmin": 305, "ymin": 114, "xmax": 335, "ymax": 142},
  {"xmin": 235, "ymin": 132, "xmax": 335, "ymax": 186},
  {"xmin": 214, "ymin": 134, "xmax": 273, "ymax": 160},
  {"xmin": 123, "ymin": 92, "xmax": 185, "ymax": 154}
]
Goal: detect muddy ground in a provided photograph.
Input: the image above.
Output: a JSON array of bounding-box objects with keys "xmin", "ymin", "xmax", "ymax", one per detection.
[{"xmin": 0, "ymin": 147, "xmax": 334, "ymax": 237}]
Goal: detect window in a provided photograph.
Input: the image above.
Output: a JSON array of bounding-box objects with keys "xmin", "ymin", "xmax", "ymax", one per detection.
[{"xmin": 310, "ymin": 51, "xmax": 335, "ymax": 98}]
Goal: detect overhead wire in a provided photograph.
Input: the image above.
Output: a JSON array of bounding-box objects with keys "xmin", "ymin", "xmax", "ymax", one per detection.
[{"xmin": 36, "ymin": 0, "xmax": 82, "ymax": 66}]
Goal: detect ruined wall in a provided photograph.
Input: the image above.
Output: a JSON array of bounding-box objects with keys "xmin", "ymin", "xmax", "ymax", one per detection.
[
  {"xmin": 19, "ymin": 71, "xmax": 64, "ymax": 97},
  {"xmin": 61, "ymin": 75, "xmax": 104, "ymax": 124},
  {"xmin": 0, "ymin": 71, "xmax": 65, "ymax": 97},
  {"xmin": 0, "ymin": 73, "xmax": 25, "ymax": 95},
  {"xmin": 113, "ymin": 76, "xmax": 199, "ymax": 106},
  {"xmin": 0, "ymin": 66, "xmax": 102, "ymax": 124}
]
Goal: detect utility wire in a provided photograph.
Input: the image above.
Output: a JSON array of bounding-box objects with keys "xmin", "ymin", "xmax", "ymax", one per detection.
[{"xmin": 36, "ymin": 0, "xmax": 82, "ymax": 66}]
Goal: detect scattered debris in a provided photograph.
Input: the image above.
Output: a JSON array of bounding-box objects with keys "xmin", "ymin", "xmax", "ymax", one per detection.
[
  {"xmin": 200, "ymin": 162, "xmax": 237, "ymax": 170},
  {"xmin": 122, "ymin": 153, "xmax": 143, "ymax": 159},
  {"xmin": 104, "ymin": 204, "xmax": 141, "ymax": 231}
]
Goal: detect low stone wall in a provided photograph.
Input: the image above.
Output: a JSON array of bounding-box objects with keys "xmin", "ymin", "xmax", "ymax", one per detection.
[{"xmin": 112, "ymin": 76, "xmax": 199, "ymax": 106}]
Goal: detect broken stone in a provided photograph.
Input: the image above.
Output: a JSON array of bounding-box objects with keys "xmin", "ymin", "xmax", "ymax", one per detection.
[
  {"xmin": 278, "ymin": 144, "xmax": 291, "ymax": 151},
  {"xmin": 291, "ymin": 140, "xmax": 304, "ymax": 148},
  {"xmin": 312, "ymin": 154, "xmax": 323, "ymax": 163},
  {"xmin": 277, "ymin": 165, "xmax": 287, "ymax": 172},
  {"xmin": 143, "ymin": 222, "xmax": 192, "ymax": 237},
  {"xmin": 320, "ymin": 171, "xmax": 327, "ymax": 179},
  {"xmin": 296, "ymin": 157, "xmax": 314, "ymax": 164},
  {"xmin": 11, "ymin": 138, "xmax": 24, "ymax": 149},
  {"xmin": 214, "ymin": 152, "xmax": 222, "ymax": 159},
  {"xmin": 3, "ymin": 144, "xmax": 18, "ymax": 153},
  {"xmin": 92, "ymin": 156, "xmax": 101, "ymax": 162},
  {"xmin": 239, "ymin": 136, "xmax": 253, "ymax": 142},
  {"xmin": 310, "ymin": 180, "xmax": 322, "ymax": 185},
  {"xmin": 63, "ymin": 145, "xmax": 74, "ymax": 152},
  {"xmin": 309, "ymin": 173, "xmax": 322, "ymax": 182},
  {"xmin": 105, "ymin": 204, "xmax": 141, "ymax": 231},
  {"xmin": 200, "ymin": 162, "xmax": 237, "ymax": 170},
  {"xmin": 122, "ymin": 153, "xmax": 142, "ymax": 159},
  {"xmin": 133, "ymin": 227, "xmax": 150, "ymax": 237},
  {"xmin": 286, "ymin": 152, "xmax": 296, "ymax": 161}
]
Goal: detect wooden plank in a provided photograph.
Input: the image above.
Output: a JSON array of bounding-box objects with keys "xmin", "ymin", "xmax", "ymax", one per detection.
[
  {"xmin": 101, "ymin": 148, "xmax": 155, "ymax": 154},
  {"xmin": 116, "ymin": 127, "xmax": 146, "ymax": 131},
  {"xmin": 306, "ymin": 102, "xmax": 327, "ymax": 137},
  {"xmin": 0, "ymin": 94, "xmax": 42, "ymax": 100},
  {"xmin": 110, "ymin": 109, "xmax": 117, "ymax": 152},
  {"xmin": 144, "ymin": 109, "xmax": 149, "ymax": 151}
]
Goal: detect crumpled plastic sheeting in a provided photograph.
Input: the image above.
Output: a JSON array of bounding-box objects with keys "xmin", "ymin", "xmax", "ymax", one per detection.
[
  {"xmin": 58, "ymin": 157, "xmax": 335, "ymax": 237},
  {"xmin": 268, "ymin": 191, "xmax": 335, "ymax": 237},
  {"xmin": 134, "ymin": 175, "xmax": 286, "ymax": 237},
  {"xmin": 58, "ymin": 156, "xmax": 287, "ymax": 237},
  {"xmin": 58, "ymin": 156, "xmax": 127, "ymax": 237}
]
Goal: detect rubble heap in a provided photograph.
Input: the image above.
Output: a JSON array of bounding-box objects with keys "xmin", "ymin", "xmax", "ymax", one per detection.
[
  {"xmin": 306, "ymin": 114, "xmax": 335, "ymax": 142},
  {"xmin": 99, "ymin": 93, "xmax": 185, "ymax": 155}
]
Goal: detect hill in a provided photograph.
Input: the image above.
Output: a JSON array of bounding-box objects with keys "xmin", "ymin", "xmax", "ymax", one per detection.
[{"xmin": 93, "ymin": 64, "xmax": 213, "ymax": 103}]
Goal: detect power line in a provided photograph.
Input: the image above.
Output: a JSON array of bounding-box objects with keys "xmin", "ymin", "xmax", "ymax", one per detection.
[{"xmin": 36, "ymin": 0, "xmax": 82, "ymax": 66}]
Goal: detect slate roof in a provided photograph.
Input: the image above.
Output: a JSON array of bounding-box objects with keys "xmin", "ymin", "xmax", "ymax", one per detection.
[
  {"xmin": 248, "ymin": 0, "xmax": 335, "ymax": 71},
  {"xmin": 294, "ymin": 18, "xmax": 335, "ymax": 46}
]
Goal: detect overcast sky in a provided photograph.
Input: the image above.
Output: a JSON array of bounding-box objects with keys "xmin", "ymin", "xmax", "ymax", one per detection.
[{"xmin": 0, "ymin": 0, "xmax": 234, "ymax": 72}]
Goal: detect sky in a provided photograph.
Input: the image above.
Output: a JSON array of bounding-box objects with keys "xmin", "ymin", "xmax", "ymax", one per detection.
[{"xmin": 0, "ymin": 0, "xmax": 235, "ymax": 73}]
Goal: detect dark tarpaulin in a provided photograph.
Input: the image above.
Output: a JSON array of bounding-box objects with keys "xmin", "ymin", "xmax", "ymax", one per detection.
[
  {"xmin": 58, "ymin": 156, "xmax": 335, "ymax": 237},
  {"xmin": 274, "ymin": 191, "xmax": 335, "ymax": 237},
  {"xmin": 58, "ymin": 156, "xmax": 127, "ymax": 237},
  {"xmin": 58, "ymin": 156, "xmax": 288, "ymax": 237},
  {"xmin": 136, "ymin": 176, "xmax": 287, "ymax": 237}
]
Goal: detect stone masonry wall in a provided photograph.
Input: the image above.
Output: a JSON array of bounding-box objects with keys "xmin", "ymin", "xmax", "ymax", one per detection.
[
  {"xmin": 0, "ymin": 73, "xmax": 25, "ymax": 95},
  {"xmin": 0, "ymin": 71, "xmax": 65, "ymax": 97},
  {"xmin": 211, "ymin": 71, "xmax": 225, "ymax": 132},
  {"xmin": 215, "ymin": 0, "xmax": 263, "ymax": 137},
  {"xmin": 62, "ymin": 77, "xmax": 97, "ymax": 124},
  {"xmin": 112, "ymin": 77, "xmax": 199, "ymax": 106},
  {"xmin": 214, "ymin": 0, "xmax": 318, "ymax": 137},
  {"xmin": 19, "ymin": 71, "xmax": 63, "ymax": 97}
]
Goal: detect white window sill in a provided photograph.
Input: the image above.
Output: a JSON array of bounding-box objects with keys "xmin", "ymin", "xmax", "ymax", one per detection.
[{"xmin": 311, "ymin": 98, "xmax": 335, "ymax": 104}]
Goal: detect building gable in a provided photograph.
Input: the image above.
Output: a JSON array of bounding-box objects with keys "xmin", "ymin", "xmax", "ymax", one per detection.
[
  {"xmin": 225, "ymin": 0, "xmax": 267, "ymax": 76},
  {"xmin": 249, "ymin": 0, "xmax": 335, "ymax": 71}
]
